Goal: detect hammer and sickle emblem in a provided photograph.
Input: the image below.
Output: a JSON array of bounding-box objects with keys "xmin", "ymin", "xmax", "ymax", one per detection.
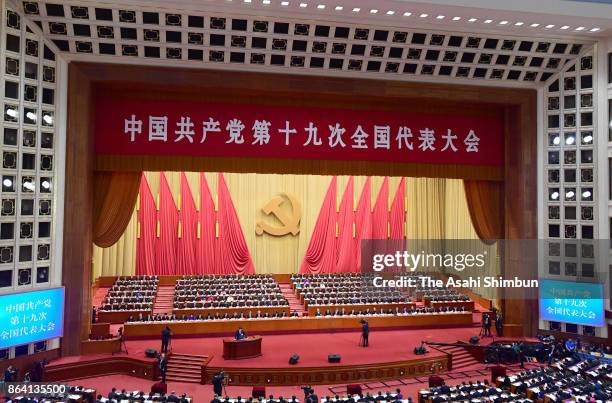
[{"xmin": 256, "ymin": 193, "xmax": 301, "ymax": 236}]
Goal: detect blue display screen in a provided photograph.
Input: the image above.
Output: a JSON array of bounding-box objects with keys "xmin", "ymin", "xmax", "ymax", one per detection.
[
  {"xmin": 0, "ymin": 288, "xmax": 64, "ymax": 349},
  {"xmin": 539, "ymin": 279, "xmax": 604, "ymax": 327}
]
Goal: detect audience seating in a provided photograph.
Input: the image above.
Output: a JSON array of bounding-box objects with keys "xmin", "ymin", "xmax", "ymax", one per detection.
[
  {"xmin": 99, "ymin": 276, "xmax": 159, "ymax": 312},
  {"xmin": 173, "ymin": 275, "xmax": 288, "ymax": 310},
  {"xmin": 418, "ymin": 356, "xmax": 611, "ymax": 403},
  {"xmin": 291, "ymin": 274, "xmax": 410, "ymax": 307}
]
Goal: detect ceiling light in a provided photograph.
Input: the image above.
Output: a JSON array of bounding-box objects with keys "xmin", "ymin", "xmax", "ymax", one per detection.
[
  {"xmin": 499, "ymin": 20, "xmax": 508, "ymax": 25},
  {"xmin": 515, "ymin": 22, "xmax": 524, "ymax": 26},
  {"xmin": 352, "ymin": 7, "xmax": 360, "ymax": 12},
  {"xmin": 565, "ymin": 190, "xmax": 575, "ymax": 199},
  {"xmin": 262, "ymin": 0, "xmax": 271, "ymax": 4},
  {"xmin": 5, "ymin": 108, "xmax": 17, "ymax": 118},
  {"xmin": 403, "ymin": 12, "xmax": 412, "ymax": 16},
  {"xmin": 370, "ymin": 9, "xmax": 378, "ymax": 13},
  {"xmin": 281, "ymin": 1, "xmax": 289, "ymax": 5},
  {"xmin": 436, "ymin": 15, "xmax": 445, "ymax": 19},
  {"xmin": 530, "ymin": 23, "xmax": 540, "ymax": 27},
  {"xmin": 575, "ymin": 26, "xmax": 585, "ymax": 31},
  {"xmin": 565, "ymin": 136, "xmax": 575, "ymax": 145},
  {"xmin": 42, "ymin": 114, "xmax": 53, "ymax": 125},
  {"xmin": 386, "ymin": 10, "xmax": 395, "ymax": 15},
  {"xmin": 334, "ymin": 5, "xmax": 342, "ymax": 10},
  {"xmin": 468, "ymin": 18, "xmax": 477, "ymax": 22},
  {"xmin": 2, "ymin": 178, "xmax": 12, "ymax": 187},
  {"xmin": 550, "ymin": 191, "xmax": 559, "ymax": 200},
  {"xmin": 552, "ymin": 136, "xmax": 561, "ymax": 145},
  {"xmin": 419, "ymin": 13, "xmax": 428, "ymax": 18},
  {"xmin": 452, "ymin": 16, "xmax": 461, "ymax": 21},
  {"xmin": 41, "ymin": 180, "xmax": 51, "ymax": 190},
  {"xmin": 582, "ymin": 134, "xmax": 593, "ymax": 143},
  {"xmin": 317, "ymin": 4, "xmax": 325, "ymax": 9},
  {"xmin": 560, "ymin": 25, "xmax": 570, "ymax": 30},
  {"xmin": 484, "ymin": 19, "xmax": 493, "ymax": 24},
  {"xmin": 545, "ymin": 24, "xmax": 555, "ymax": 29},
  {"xmin": 25, "ymin": 111, "xmax": 36, "ymax": 121},
  {"xmin": 299, "ymin": 2, "xmax": 307, "ymax": 7},
  {"xmin": 582, "ymin": 190, "xmax": 592, "ymax": 198},
  {"xmin": 589, "ymin": 27, "xmax": 601, "ymax": 32},
  {"xmin": 243, "ymin": 0, "xmax": 251, "ymax": 3}
]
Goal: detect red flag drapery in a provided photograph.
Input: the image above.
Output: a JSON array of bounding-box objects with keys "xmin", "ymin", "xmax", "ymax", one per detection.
[
  {"xmin": 155, "ymin": 172, "xmax": 179, "ymax": 276},
  {"xmin": 300, "ymin": 177, "xmax": 338, "ymax": 274},
  {"xmin": 372, "ymin": 177, "xmax": 389, "ymax": 239},
  {"xmin": 197, "ymin": 173, "xmax": 217, "ymax": 274},
  {"xmin": 176, "ymin": 173, "xmax": 197, "ymax": 275},
  {"xmin": 390, "ymin": 177, "xmax": 406, "ymax": 240},
  {"xmin": 216, "ymin": 173, "xmax": 255, "ymax": 275},
  {"xmin": 135, "ymin": 174, "xmax": 156, "ymax": 275},
  {"xmin": 336, "ymin": 177, "xmax": 355, "ymax": 273},
  {"xmin": 355, "ymin": 177, "xmax": 372, "ymax": 272}
]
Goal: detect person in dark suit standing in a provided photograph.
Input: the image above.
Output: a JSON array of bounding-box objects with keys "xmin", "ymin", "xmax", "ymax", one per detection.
[
  {"xmin": 495, "ymin": 312, "xmax": 504, "ymax": 337},
  {"xmin": 234, "ymin": 327, "xmax": 247, "ymax": 340},
  {"xmin": 482, "ymin": 313, "xmax": 492, "ymax": 337},
  {"xmin": 212, "ymin": 369, "xmax": 225, "ymax": 397},
  {"xmin": 361, "ymin": 319, "xmax": 369, "ymax": 347},
  {"xmin": 158, "ymin": 353, "xmax": 168, "ymax": 383},
  {"xmin": 161, "ymin": 326, "xmax": 172, "ymax": 353}
]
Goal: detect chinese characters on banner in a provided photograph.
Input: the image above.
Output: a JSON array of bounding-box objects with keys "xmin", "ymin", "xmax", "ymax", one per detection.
[
  {"xmin": 0, "ymin": 288, "xmax": 64, "ymax": 349},
  {"xmin": 95, "ymin": 96, "xmax": 504, "ymax": 166},
  {"xmin": 539, "ymin": 279, "xmax": 604, "ymax": 327}
]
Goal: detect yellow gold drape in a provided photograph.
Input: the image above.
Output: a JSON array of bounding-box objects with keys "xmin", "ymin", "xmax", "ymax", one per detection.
[{"xmin": 93, "ymin": 173, "xmax": 497, "ymax": 280}]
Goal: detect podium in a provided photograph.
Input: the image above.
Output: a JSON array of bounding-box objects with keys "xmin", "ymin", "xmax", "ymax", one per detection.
[{"xmin": 223, "ymin": 336, "xmax": 263, "ymax": 359}]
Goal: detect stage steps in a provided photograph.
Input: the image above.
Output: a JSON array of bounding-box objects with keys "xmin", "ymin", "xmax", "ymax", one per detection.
[
  {"xmin": 165, "ymin": 353, "xmax": 207, "ymax": 383},
  {"xmin": 153, "ymin": 285, "xmax": 175, "ymax": 315},
  {"xmin": 437, "ymin": 345, "xmax": 481, "ymax": 371},
  {"xmin": 279, "ymin": 283, "xmax": 307, "ymax": 316}
]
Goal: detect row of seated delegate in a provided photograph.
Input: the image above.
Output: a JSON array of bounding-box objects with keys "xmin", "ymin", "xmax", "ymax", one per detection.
[
  {"xmin": 499, "ymin": 357, "xmax": 610, "ymax": 402},
  {"xmin": 173, "ymin": 274, "xmax": 288, "ymax": 309},
  {"xmin": 126, "ymin": 307, "xmax": 466, "ymax": 323},
  {"xmin": 213, "ymin": 390, "xmax": 414, "ymax": 403},
  {"xmin": 7, "ymin": 386, "xmax": 97, "ymax": 403},
  {"xmin": 418, "ymin": 379, "xmax": 528, "ymax": 403},
  {"xmin": 422, "ymin": 293, "xmax": 470, "ymax": 302},
  {"xmin": 99, "ymin": 276, "xmax": 159, "ymax": 312},
  {"xmin": 419, "ymin": 356, "xmax": 611, "ymax": 403}
]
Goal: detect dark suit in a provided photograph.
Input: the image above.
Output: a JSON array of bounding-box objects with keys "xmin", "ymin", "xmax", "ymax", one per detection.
[
  {"xmin": 159, "ymin": 357, "xmax": 168, "ymax": 383},
  {"xmin": 361, "ymin": 322, "xmax": 369, "ymax": 347},
  {"xmin": 161, "ymin": 327, "xmax": 171, "ymax": 353},
  {"xmin": 235, "ymin": 329, "xmax": 246, "ymax": 340}
]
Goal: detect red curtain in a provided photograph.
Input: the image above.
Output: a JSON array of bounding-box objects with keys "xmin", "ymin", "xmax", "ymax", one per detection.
[
  {"xmin": 389, "ymin": 177, "xmax": 406, "ymax": 239},
  {"xmin": 463, "ymin": 180, "xmax": 503, "ymax": 244},
  {"xmin": 135, "ymin": 174, "xmax": 156, "ymax": 276},
  {"xmin": 355, "ymin": 177, "xmax": 372, "ymax": 272},
  {"xmin": 155, "ymin": 172, "xmax": 179, "ymax": 276},
  {"xmin": 300, "ymin": 177, "xmax": 338, "ymax": 274},
  {"xmin": 372, "ymin": 177, "xmax": 389, "ymax": 239},
  {"xmin": 216, "ymin": 173, "xmax": 255, "ymax": 275},
  {"xmin": 336, "ymin": 177, "xmax": 355, "ymax": 272},
  {"xmin": 176, "ymin": 173, "xmax": 197, "ymax": 275},
  {"xmin": 197, "ymin": 173, "xmax": 217, "ymax": 274}
]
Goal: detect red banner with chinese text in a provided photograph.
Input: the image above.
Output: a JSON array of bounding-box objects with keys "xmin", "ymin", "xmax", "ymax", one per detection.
[{"xmin": 95, "ymin": 96, "xmax": 504, "ymax": 166}]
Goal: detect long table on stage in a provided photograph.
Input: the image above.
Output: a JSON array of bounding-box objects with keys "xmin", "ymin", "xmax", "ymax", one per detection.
[
  {"xmin": 424, "ymin": 300, "xmax": 475, "ymax": 311},
  {"xmin": 306, "ymin": 302, "xmax": 416, "ymax": 316},
  {"xmin": 174, "ymin": 306, "xmax": 290, "ymax": 317},
  {"xmin": 223, "ymin": 336, "xmax": 262, "ymax": 359},
  {"xmin": 123, "ymin": 312, "xmax": 472, "ymax": 338}
]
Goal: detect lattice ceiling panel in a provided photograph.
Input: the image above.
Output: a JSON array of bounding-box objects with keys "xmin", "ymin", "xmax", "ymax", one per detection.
[{"xmin": 13, "ymin": 0, "xmax": 594, "ymax": 87}]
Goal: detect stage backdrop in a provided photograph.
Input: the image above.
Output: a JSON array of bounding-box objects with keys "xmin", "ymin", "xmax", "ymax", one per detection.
[{"xmin": 92, "ymin": 173, "xmax": 498, "ymax": 298}]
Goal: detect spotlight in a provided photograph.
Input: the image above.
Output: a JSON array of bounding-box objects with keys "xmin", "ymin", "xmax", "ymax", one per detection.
[
  {"xmin": 582, "ymin": 134, "xmax": 593, "ymax": 143},
  {"xmin": 550, "ymin": 191, "xmax": 559, "ymax": 200},
  {"xmin": 5, "ymin": 108, "xmax": 17, "ymax": 118},
  {"xmin": 565, "ymin": 136, "xmax": 575, "ymax": 145},
  {"xmin": 582, "ymin": 190, "xmax": 592, "ymax": 198},
  {"xmin": 552, "ymin": 136, "xmax": 561, "ymax": 145},
  {"xmin": 42, "ymin": 114, "xmax": 53, "ymax": 125},
  {"xmin": 565, "ymin": 190, "xmax": 575, "ymax": 199},
  {"xmin": 26, "ymin": 111, "xmax": 37, "ymax": 122},
  {"xmin": 41, "ymin": 180, "xmax": 51, "ymax": 190},
  {"xmin": 22, "ymin": 180, "xmax": 35, "ymax": 191},
  {"xmin": 2, "ymin": 178, "xmax": 12, "ymax": 187}
]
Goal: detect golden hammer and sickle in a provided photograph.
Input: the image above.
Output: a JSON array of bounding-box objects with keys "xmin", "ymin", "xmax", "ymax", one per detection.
[{"xmin": 256, "ymin": 193, "xmax": 301, "ymax": 236}]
